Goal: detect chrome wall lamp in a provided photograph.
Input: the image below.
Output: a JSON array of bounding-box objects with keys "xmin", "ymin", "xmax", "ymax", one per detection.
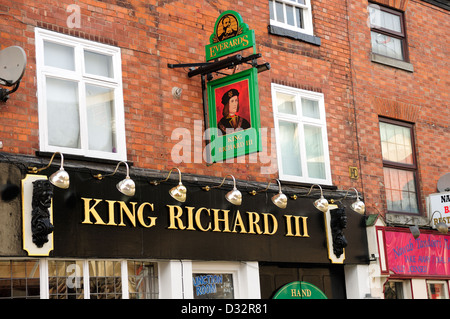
[
  {"xmin": 429, "ymin": 210, "xmax": 448, "ymax": 234},
  {"xmin": 93, "ymin": 161, "xmax": 135, "ymax": 196},
  {"xmin": 290, "ymin": 184, "xmax": 329, "ymax": 213},
  {"xmin": 331, "ymin": 187, "xmax": 366, "ymax": 214},
  {"xmin": 27, "ymin": 152, "xmax": 70, "ymax": 189},
  {"xmin": 151, "ymin": 167, "xmax": 187, "ymax": 203},
  {"xmin": 202, "ymin": 174, "xmax": 242, "ymax": 206},
  {"xmin": 249, "ymin": 179, "xmax": 287, "ymax": 209},
  {"xmin": 399, "ymin": 211, "xmax": 448, "ymax": 239}
]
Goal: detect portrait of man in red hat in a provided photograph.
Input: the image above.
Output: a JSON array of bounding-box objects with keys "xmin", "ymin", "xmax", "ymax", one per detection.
[{"xmin": 215, "ymin": 79, "xmax": 251, "ymax": 135}]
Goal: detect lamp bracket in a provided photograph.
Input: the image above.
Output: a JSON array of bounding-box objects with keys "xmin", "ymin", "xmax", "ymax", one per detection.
[
  {"xmin": 0, "ymin": 80, "xmax": 21, "ymax": 102},
  {"xmin": 168, "ymin": 53, "xmax": 263, "ymax": 78}
]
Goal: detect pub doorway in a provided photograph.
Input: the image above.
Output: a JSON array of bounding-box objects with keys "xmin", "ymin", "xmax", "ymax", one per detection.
[{"xmin": 259, "ymin": 262, "xmax": 346, "ymax": 299}]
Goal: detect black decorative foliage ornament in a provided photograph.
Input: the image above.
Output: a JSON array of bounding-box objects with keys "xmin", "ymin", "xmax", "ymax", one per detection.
[
  {"xmin": 330, "ymin": 206, "xmax": 348, "ymax": 258},
  {"xmin": 31, "ymin": 179, "xmax": 54, "ymax": 248}
]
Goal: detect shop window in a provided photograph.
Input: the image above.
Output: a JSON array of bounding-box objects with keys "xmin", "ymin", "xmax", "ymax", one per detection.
[
  {"xmin": 48, "ymin": 260, "xmax": 84, "ymax": 299},
  {"xmin": 128, "ymin": 261, "xmax": 159, "ymax": 299},
  {"xmin": 35, "ymin": 28, "xmax": 127, "ymax": 161},
  {"xmin": 384, "ymin": 280, "xmax": 406, "ymax": 299},
  {"xmin": 0, "ymin": 259, "xmax": 159, "ymax": 299},
  {"xmin": 0, "ymin": 260, "xmax": 40, "ymax": 299},
  {"xmin": 193, "ymin": 273, "xmax": 235, "ymax": 299},
  {"xmin": 269, "ymin": 0, "xmax": 313, "ymax": 35},
  {"xmin": 89, "ymin": 260, "xmax": 122, "ymax": 299},
  {"xmin": 368, "ymin": 3, "xmax": 408, "ymax": 62},
  {"xmin": 379, "ymin": 119, "xmax": 419, "ymax": 214},
  {"xmin": 271, "ymin": 84, "xmax": 332, "ymax": 185},
  {"xmin": 427, "ymin": 281, "xmax": 449, "ymax": 299}
]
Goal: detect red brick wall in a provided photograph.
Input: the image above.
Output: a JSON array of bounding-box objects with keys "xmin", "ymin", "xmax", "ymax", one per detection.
[
  {"xmin": 0, "ymin": 0, "xmax": 369, "ymax": 195},
  {"xmin": 348, "ymin": 0, "xmax": 449, "ymax": 216}
]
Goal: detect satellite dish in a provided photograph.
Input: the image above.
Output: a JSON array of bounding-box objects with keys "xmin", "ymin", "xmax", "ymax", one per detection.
[
  {"xmin": 0, "ymin": 46, "xmax": 27, "ymax": 86},
  {"xmin": 437, "ymin": 173, "xmax": 450, "ymax": 192},
  {"xmin": 0, "ymin": 46, "xmax": 27, "ymax": 102}
]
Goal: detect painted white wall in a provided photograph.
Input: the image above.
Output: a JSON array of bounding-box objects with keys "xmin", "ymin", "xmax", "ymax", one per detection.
[
  {"xmin": 411, "ymin": 279, "xmax": 428, "ymax": 299},
  {"xmin": 344, "ymin": 265, "xmax": 371, "ymax": 299}
]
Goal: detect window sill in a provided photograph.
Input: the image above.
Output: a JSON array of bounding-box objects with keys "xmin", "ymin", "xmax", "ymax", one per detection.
[
  {"xmin": 35, "ymin": 151, "xmax": 132, "ymax": 167},
  {"xmin": 268, "ymin": 25, "xmax": 321, "ymax": 46},
  {"xmin": 371, "ymin": 53, "xmax": 414, "ymax": 72},
  {"xmin": 385, "ymin": 213, "xmax": 426, "ymax": 226}
]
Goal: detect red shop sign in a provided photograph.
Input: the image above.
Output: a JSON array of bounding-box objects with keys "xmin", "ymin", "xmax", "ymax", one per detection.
[{"xmin": 383, "ymin": 229, "xmax": 450, "ymax": 277}]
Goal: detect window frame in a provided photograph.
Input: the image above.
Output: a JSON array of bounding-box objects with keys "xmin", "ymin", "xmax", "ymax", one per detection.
[
  {"xmin": 269, "ymin": 0, "xmax": 314, "ymax": 36},
  {"xmin": 271, "ymin": 83, "xmax": 332, "ymax": 185},
  {"xmin": 368, "ymin": 3, "xmax": 409, "ymax": 62},
  {"xmin": 35, "ymin": 28, "xmax": 127, "ymax": 161},
  {"xmin": 0, "ymin": 259, "xmax": 160, "ymax": 299},
  {"xmin": 427, "ymin": 280, "xmax": 449, "ymax": 299},
  {"xmin": 384, "ymin": 279, "xmax": 412, "ymax": 299},
  {"xmin": 379, "ymin": 118, "xmax": 421, "ymax": 215}
]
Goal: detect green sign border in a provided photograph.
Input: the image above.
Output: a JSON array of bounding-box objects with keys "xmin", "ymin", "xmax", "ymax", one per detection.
[
  {"xmin": 273, "ymin": 281, "xmax": 328, "ymax": 299},
  {"xmin": 205, "ymin": 10, "xmax": 255, "ymax": 61},
  {"xmin": 206, "ymin": 68, "xmax": 262, "ymax": 163}
]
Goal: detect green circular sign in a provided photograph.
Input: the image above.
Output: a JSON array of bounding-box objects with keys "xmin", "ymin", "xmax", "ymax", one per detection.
[{"xmin": 273, "ymin": 281, "xmax": 327, "ymax": 299}]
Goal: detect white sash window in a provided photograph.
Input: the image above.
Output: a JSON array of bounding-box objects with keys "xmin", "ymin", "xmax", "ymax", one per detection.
[
  {"xmin": 272, "ymin": 84, "xmax": 332, "ymax": 185},
  {"xmin": 35, "ymin": 28, "xmax": 127, "ymax": 161}
]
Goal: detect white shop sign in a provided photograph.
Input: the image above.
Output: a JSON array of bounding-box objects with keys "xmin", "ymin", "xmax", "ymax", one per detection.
[{"xmin": 427, "ymin": 192, "xmax": 450, "ymax": 228}]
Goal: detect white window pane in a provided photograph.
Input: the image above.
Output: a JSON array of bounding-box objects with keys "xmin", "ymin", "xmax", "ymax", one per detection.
[
  {"xmin": 286, "ymin": 5, "xmax": 295, "ymax": 26},
  {"xmin": 379, "ymin": 122, "xmax": 413, "ymax": 164},
  {"xmin": 371, "ymin": 31, "xmax": 403, "ymax": 60},
  {"xmin": 275, "ymin": 1, "xmax": 285, "ymax": 23},
  {"xmin": 369, "ymin": 6, "xmax": 381, "ymax": 26},
  {"xmin": 46, "ymin": 77, "xmax": 80, "ymax": 149},
  {"xmin": 86, "ymin": 84, "xmax": 117, "ymax": 153},
  {"xmin": 304, "ymin": 125, "xmax": 326, "ymax": 179},
  {"xmin": 44, "ymin": 41, "xmax": 75, "ymax": 71},
  {"xmin": 297, "ymin": 0, "xmax": 305, "ymax": 4},
  {"xmin": 295, "ymin": 7, "xmax": 303, "ymax": 28},
  {"xmin": 277, "ymin": 92, "xmax": 297, "ymax": 115},
  {"xmin": 279, "ymin": 120, "xmax": 302, "ymax": 176},
  {"xmin": 84, "ymin": 51, "xmax": 114, "ymax": 78},
  {"xmin": 383, "ymin": 168, "xmax": 418, "ymax": 213},
  {"xmin": 269, "ymin": 0, "xmax": 275, "ymax": 20},
  {"xmin": 369, "ymin": 6, "xmax": 401, "ymax": 32},
  {"xmin": 301, "ymin": 98, "xmax": 320, "ymax": 119},
  {"xmin": 380, "ymin": 10, "xmax": 401, "ymax": 32}
]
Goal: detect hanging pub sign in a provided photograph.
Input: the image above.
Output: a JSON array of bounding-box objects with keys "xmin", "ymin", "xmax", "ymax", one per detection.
[
  {"xmin": 205, "ymin": 11, "xmax": 262, "ymax": 162},
  {"xmin": 205, "ymin": 11, "xmax": 256, "ymax": 61},
  {"xmin": 207, "ymin": 68, "xmax": 262, "ymax": 162}
]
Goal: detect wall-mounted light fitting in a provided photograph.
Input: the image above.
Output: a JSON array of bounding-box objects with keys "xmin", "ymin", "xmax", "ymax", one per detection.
[
  {"xmin": 430, "ymin": 211, "xmax": 448, "ymax": 234},
  {"xmin": 28, "ymin": 152, "xmax": 70, "ymax": 189},
  {"xmin": 249, "ymin": 179, "xmax": 287, "ymax": 209},
  {"xmin": 409, "ymin": 224, "xmax": 420, "ymax": 239},
  {"xmin": 288, "ymin": 184, "xmax": 328, "ymax": 212},
  {"xmin": 306, "ymin": 184, "xmax": 328, "ymax": 212},
  {"xmin": 339, "ymin": 187, "xmax": 365, "ymax": 214},
  {"xmin": 151, "ymin": 167, "xmax": 187, "ymax": 203},
  {"xmin": 400, "ymin": 210, "xmax": 448, "ymax": 239},
  {"xmin": 93, "ymin": 161, "xmax": 135, "ymax": 196},
  {"xmin": 203, "ymin": 174, "xmax": 242, "ymax": 206}
]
